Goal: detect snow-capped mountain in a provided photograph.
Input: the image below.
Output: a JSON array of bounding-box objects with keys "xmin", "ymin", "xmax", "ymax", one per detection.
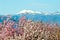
[
  {"xmin": 17, "ymin": 9, "xmax": 60, "ymax": 15},
  {"xmin": 17, "ymin": 9, "xmax": 41, "ymax": 14},
  {"xmin": 0, "ymin": 9, "xmax": 60, "ymax": 24},
  {"xmin": 17, "ymin": 10, "xmax": 60, "ymax": 24}
]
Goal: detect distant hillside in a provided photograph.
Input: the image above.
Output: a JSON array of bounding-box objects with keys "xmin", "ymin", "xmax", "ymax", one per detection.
[{"xmin": 0, "ymin": 12, "xmax": 60, "ymax": 25}]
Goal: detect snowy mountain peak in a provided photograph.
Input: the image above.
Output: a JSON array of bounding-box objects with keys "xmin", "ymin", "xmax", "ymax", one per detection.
[
  {"xmin": 17, "ymin": 9, "xmax": 41, "ymax": 14},
  {"xmin": 17, "ymin": 9, "xmax": 60, "ymax": 15}
]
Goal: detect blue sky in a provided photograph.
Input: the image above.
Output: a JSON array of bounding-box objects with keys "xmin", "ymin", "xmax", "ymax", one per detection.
[{"xmin": 0, "ymin": 0, "xmax": 60, "ymax": 15}]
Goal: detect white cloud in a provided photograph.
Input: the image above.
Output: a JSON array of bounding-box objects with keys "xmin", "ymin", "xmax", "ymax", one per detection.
[{"xmin": 29, "ymin": 2, "xmax": 51, "ymax": 8}]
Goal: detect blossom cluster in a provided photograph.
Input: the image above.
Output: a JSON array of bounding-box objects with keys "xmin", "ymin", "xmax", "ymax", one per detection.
[{"xmin": 0, "ymin": 16, "xmax": 60, "ymax": 40}]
